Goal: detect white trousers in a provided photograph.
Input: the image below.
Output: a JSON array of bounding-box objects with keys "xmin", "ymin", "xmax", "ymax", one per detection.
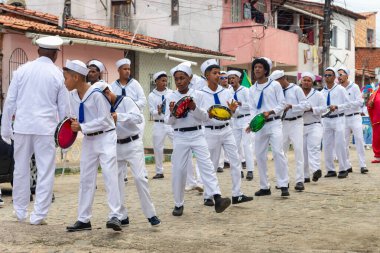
[
  {"xmin": 186, "ymin": 158, "xmax": 203, "ymax": 187},
  {"xmin": 77, "ymin": 131, "xmax": 122, "ymax": 223},
  {"xmin": 282, "ymin": 119, "xmax": 304, "ymax": 183},
  {"xmin": 303, "ymin": 123, "xmax": 323, "ymax": 178},
  {"xmin": 255, "ymin": 120, "xmax": 289, "ymax": 189},
  {"xmin": 125, "ymin": 118, "xmax": 147, "ymax": 178},
  {"xmin": 204, "ymin": 126, "xmax": 242, "ymax": 197},
  {"xmin": 171, "ymin": 130, "xmax": 221, "ymax": 207},
  {"xmin": 13, "ymin": 134, "xmax": 56, "ymax": 224},
  {"xmin": 345, "ymin": 115, "xmax": 367, "ymax": 168},
  {"xmin": 117, "ymin": 137, "xmax": 156, "ymax": 219},
  {"xmin": 232, "ymin": 128, "xmax": 254, "ymax": 172},
  {"xmin": 152, "ymin": 122, "xmax": 173, "ymax": 174},
  {"xmin": 322, "ymin": 117, "xmax": 349, "ymax": 172}
]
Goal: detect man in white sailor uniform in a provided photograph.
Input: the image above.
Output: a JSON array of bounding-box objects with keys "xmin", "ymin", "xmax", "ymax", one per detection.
[
  {"xmin": 198, "ymin": 59, "xmax": 253, "ymax": 206},
  {"xmin": 270, "ymin": 70, "xmax": 310, "ymax": 191},
  {"xmin": 247, "ymin": 57, "xmax": 290, "ymax": 197},
  {"xmin": 300, "ymin": 72, "xmax": 325, "ymax": 183},
  {"xmin": 1, "ymin": 36, "xmax": 68, "ymax": 225},
  {"xmin": 96, "ymin": 83, "xmax": 161, "ymax": 227},
  {"xmin": 148, "ymin": 71, "xmax": 174, "ymax": 179},
  {"xmin": 111, "ymin": 58, "xmax": 147, "ymax": 181},
  {"xmin": 228, "ymin": 70, "xmax": 254, "ymax": 181},
  {"xmin": 63, "ymin": 60, "xmax": 122, "ymax": 232},
  {"xmin": 87, "ymin": 59, "xmax": 105, "ymax": 85},
  {"xmin": 337, "ymin": 66, "xmax": 368, "ymax": 174},
  {"xmin": 165, "ymin": 63, "xmax": 231, "ymax": 216},
  {"xmin": 321, "ymin": 67, "xmax": 351, "ymax": 179}
]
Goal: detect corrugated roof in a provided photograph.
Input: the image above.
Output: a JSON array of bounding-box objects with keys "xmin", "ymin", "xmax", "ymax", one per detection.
[{"xmin": 0, "ymin": 3, "xmax": 233, "ymax": 58}]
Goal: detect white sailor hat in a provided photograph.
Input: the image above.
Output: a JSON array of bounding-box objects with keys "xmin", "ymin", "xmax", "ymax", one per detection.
[
  {"xmin": 227, "ymin": 70, "xmax": 241, "ymax": 78},
  {"xmin": 178, "ymin": 61, "xmax": 192, "ymax": 68},
  {"xmin": 301, "ymin": 71, "xmax": 316, "ymax": 82},
  {"xmin": 170, "ymin": 64, "xmax": 192, "ymax": 77},
  {"xmin": 337, "ymin": 66, "xmax": 350, "ymax": 76},
  {"xmin": 65, "ymin": 60, "xmax": 89, "ymax": 76},
  {"xmin": 92, "ymin": 81, "xmax": 113, "ymax": 92},
  {"xmin": 200, "ymin": 59, "xmax": 219, "ymax": 75},
  {"xmin": 220, "ymin": 71, "xmax": 227, "ymax": 75},
  {"xmin": 116, "ymin": 58, "xmax": 131, "ymax": 69},
  {"xmin": 269, "ymin": 70, "xmax": 285, "ymax": 80},
  {"xmin": 325, "ymin": 67, "xmax": 338, "ymax": 77},
  {"xmin": 153, "ymin": 71, "xmax": 167, "ymax": 82},
  {"xmin": 88, "ymin": 60, "xmax": 105, "ymax": 73},
  {"xmin": 35, "ymin": 36, "xmax": 63, "ymax": 50},
  {"xmin": 260, "ymin": 57, "xmax": 273, "ymax": 70}
]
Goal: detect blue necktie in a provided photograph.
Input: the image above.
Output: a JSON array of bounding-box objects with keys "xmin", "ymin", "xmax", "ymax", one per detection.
[
  {"xmin": 213, "ymin": 93, "xmax": 221, "ymax": 105},
  {"xmin": 256, "ymin": 80, "xmax": 272, "ymax": 109},
  {"xmin": 79, "ymin": 103, "xmax": 84, "ymax": 123},
  {"xmin": 324, "ymin": 87, "xmax": 331, "ymax": 106},
  {"xmin": 122, "ymin": 88, "xmax": 126, "ymax": 96},
  {"xmin": 234, "ymin": 92, "xmax": 238, "ymax": 102},
  {"xmin": 161, "ymin": 95, "xmax": 166, "ymax": 114}
]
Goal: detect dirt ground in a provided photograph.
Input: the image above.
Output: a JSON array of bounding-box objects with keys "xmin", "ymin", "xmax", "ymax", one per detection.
[{"xmin": 0, "ymin": 149, "xmax": 379, "ymax": 253}]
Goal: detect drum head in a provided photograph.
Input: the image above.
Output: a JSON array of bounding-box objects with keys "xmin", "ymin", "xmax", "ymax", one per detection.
[
  {"xmin": 249, "ymin": 113, "xmax": 266, "ymax": 132},
  {"xmin": 208, "ymin": 105, "xmax": 232, "ymax": 121},
  {"xmin": 172, "ymin": 96, "xmax": 192, "ymax": 118},
  {"xmin": 54, "ymin": 117, "xmax": 77, "ymax": 149}
]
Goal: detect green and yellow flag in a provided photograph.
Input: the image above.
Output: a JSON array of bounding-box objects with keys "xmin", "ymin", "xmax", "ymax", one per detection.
[{"xmin": 241, "ymin": 70, "xmax": 252, "ymax": 88}]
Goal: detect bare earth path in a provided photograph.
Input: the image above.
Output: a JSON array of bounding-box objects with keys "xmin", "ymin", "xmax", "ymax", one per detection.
[{"xmin": 0, "ymin": 150, "xmax": 379, "ymax": 253}]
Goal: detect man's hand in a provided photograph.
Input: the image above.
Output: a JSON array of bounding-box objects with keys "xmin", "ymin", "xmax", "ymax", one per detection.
[
  {"xmin": 111, "ymin": 112, "xmax": 117, "ymax": 123},
  {"xmin": 71, "ymin": 119, "xmax": 81, "ymax": 132},
  {"xmin": 263, "ymin": 111, "xmax": 273, "ymax": 119},
  {"xmin": 1, "ymin": 136, "xmax": 12, "ymax": 145},
  {"xmin": 169, "ymin": 101, "xmax": 175, "ymax": 113},
  {"xmin": 245, "ymin": 126, "xmax": 251, "ymax": 133},
  {"xmin": 227, "ymin": 99, "xmax": 238, "ymax": 113},
  {"xmin": 157, "ymin": 105, "xmax": 162, "ymax": 115},
  {"xmin": 187, "ymin": 100, "xmax": 196, "ymax": 111},
  {"xmin": 329, "ymin": 105, "xmax": 338, "ymax": 112},
  {"xmin": 284, "ymin": 104, "xmax": 292, "ymax": 112}
]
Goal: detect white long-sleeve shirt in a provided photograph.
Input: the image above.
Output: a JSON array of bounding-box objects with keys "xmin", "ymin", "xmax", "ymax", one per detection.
[
  {"xmin": 343, "ymin": 82, "xmax": 364, "ymax": 115},
  {"xmin": 164, "ymin": 89, "xmax": 208, "ymax": 129},
  {"xmin": 148, "ymin": 88, "xmax": 173, "ymax": 121},
  {"xmin": 1, "ymin": 56, "xmax": 68, "ymax": 138},
  {"xmin": 110, "ymin": 78, "xmax": 146, "ymax": 112},
  {"xmin": 197, "ymin": 85, "xmax": 237, "ymax": 126},
  {"xmin": 303, "ymin": 88, "xmax": 326, "ymax": 124},
  {"xmin": 189, "ymin": 74, "xmax": 207, "ymax": 91},
  {"xmin": 248, "ymin": 79, "xmax": 286, "ymax": 118},
  {"xmin": 69, "ymin": 86, "xmax": 115, "ymax": 135},
  {"xmin": 282, "ymin": 83, "xmax": 310, "ymax": 118},
  {"xmin": 320, "ymin": 83, "xmax": 350, "ymax": 116},
  {"xmin": 230, "ymin": 86, "xmax": 251, "ymax": 128},
  {"xmin": 114, "ymin": 96, "xmax": 143, "ymax": 138}
]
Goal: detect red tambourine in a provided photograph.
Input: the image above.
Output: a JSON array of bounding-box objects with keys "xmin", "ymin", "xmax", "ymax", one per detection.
[
  {"xmin": 172, "ymin": 96, "xmax": 193, "ymax": 118},
  {"xmin": 54, "ymin": 117, "xmax": 77, "ymax": 149}
]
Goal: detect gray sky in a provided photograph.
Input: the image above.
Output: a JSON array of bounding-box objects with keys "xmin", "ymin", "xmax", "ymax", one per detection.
[{"xmin": 310, "ymin": 0, "xmax": 380, "ymax": 46}]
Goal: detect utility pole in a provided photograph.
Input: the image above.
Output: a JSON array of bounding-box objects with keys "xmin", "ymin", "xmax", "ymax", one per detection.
[{"xmin": 321, "ymin": 0, "xmax": 332, "ymax": 74}]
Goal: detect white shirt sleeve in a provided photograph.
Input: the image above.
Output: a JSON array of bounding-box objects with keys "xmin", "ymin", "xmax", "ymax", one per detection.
[
  {"xmin": 134, "ymin": 82, "xmax": 147, "ymax": 111},
  {"xmin": 291, "ymin": 87, "xmax": 310, "ymax": 113},
  {"xmin": 273, "ymin": 84, "xmax": 286, "ymax": 115},
  {"xmin": 1, "ymin": 71, "xmax": 19, "ymax": 139},
  {"xmin": 148, "ymin": 93, "xmax": 159, "ymax": 117},
  {"xmin": 117, "ymin": 98, "xmax": 143, "ymax": 124}
]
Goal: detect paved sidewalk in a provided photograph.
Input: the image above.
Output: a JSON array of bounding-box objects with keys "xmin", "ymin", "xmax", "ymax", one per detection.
[{"xmin": 0, "ymin": 150, "xmax": 379, "ymax": 253}]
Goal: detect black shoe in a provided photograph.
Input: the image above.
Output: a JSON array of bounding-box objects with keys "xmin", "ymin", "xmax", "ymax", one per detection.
[
  {"xmin": 30, "ymin": 194, "xmax": 33, "ymax": 202},
  {"xmin": 124, "ymin": 177, "xmax": 128, "ymax": 182},
  {"xmin": 347, "ymin": 167, "xmax": 353, "ymax": 173},
  {"xmin": 241, "ymin": 171, "xmax": 244, "ymax": 178},
  {"xmin": 203, "ymin": 198, "xmax": 215, "ymax": 206},
  {"xmin": 360, "ymin": 167, "xmax": 368, "ymax": 174},
  {"xmin": 214, "ymin": 197, "xmax": 231, "ymax": 213},
  {"xmin": 324, "ymin": 171, "xmax": 337, "ymax": 178},
  {"xmin": 223, "ymin": 161, "xmax": 230, "ymax": 169},
  {"xmin": 304, "ymin": 178, "xmax": 311, "ymax": 183},
  {"xmin": 241, "ymin": 161, "xmax": 246, "ymax": 169},
  {"xmin": 106, "ymin": 217, "xmax": 122, "ymax": 231},
  {"xmin": 67, "ymin": 221, "xmax": 92, "ymax": 232},
  {"xmin": 121, "ymin": 217, "xmax": 129, "ymax": 227},
  {"xmin": 217, "ymin": 167, "xmax": 224, "ymax": 173},
  {"xmin": 312, "ymin": 169, "xmax": 322, "ymax": 182},
  {"xmin": 255, "ymin": 188, "xmax": 271, "ymax": 196},
  {"xmin": 246, "ymin": 171, "xmax": 253, "ymax": 181},
  {"xmin": 172, "ymin": 206, "xmax": 184, "ymax": 216},
  {"xmin": 232, "ymin": 195, "xmax": 253, "ymax": 204},
  {"xmin": 281, "ymin": 187, "xmax": 290, "ymax": 197},
  {"xmin": 52, "ymin": 193, "xmax": 55, "ymax": 203},
  {"xmin": 294, "ymin": 182, "xmax": 305, "ymax": 191},
  {"xmin": 275, "ymin": 183, "xmax": 289, "ymax": 190},
  {"xmin": 338, "ymin": 170, "xmax": 348, "ymax": 179},
  {"xmin": 152, "ymin": 174, "xmax": 164, "ymax": 179},
  {"xmin": 148, "ymin": 216, "xmax": 161, "ymax": 226}
]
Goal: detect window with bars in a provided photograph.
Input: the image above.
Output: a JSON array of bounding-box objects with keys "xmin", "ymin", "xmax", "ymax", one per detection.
[
  {"xmin": 231, "ymin": 0, "xmax": 242, "ymax": 23},
  {"xmin": 331, "ymin": 26, "xmax": 337, "ymax": 47},
  {"xmin": 171, "ymin": 0, "xmax": 179, "ymax": 25},
  {"xmin": 111, "ymin": 0, "xmax": 130, "ymax": 30},
  {"xmin": 367, "ymin": 29, "xmax": 374, "ymax": 46},
  {"xmin": 345, "ymin": 29, "xmax": 351, "ymax": 50}
]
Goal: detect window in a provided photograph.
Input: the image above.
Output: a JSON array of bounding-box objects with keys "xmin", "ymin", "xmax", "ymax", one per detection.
[
  {"xmin": 256, "ymin": 0, "xmax": 267, "ymax": 13},
  {"xmin": 171, "ymin": 0, "xmax": 179, "ymax": 25},
  {"xmin": 231, "ymin": 0, "xmax": 242, "ymax": 23},
  {"xmin": 64, "ymin": 0, "xmax": 71, "ymax": 18},
  {"xmin": 367, "ymin": 29, "xmax": 374, "ymax": 46},
  {"xmin": 331, "ymin": 26, "xmax": 337, "ymax": 47},
  {"xmin": 112, "ymin": 0, "xmax": 130, "ymax": 30},
  {"xmin": 345, "ymin": 29, "xmax": 351, "ymax": 50}
]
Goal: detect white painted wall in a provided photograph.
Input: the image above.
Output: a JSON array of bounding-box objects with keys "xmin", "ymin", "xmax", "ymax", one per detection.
[{"xmin": 330, "ymin": 12, "xmax": 356, "ymax": 81}]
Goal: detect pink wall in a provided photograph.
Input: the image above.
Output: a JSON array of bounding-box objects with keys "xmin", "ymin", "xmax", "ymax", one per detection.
[
  {"xmin": 2, "ymin": 33, "xmax": 124, "ymax": 95},
  {"xmin": 220, "ymin": 26, "xmax": 299, "ymax": 67}
]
